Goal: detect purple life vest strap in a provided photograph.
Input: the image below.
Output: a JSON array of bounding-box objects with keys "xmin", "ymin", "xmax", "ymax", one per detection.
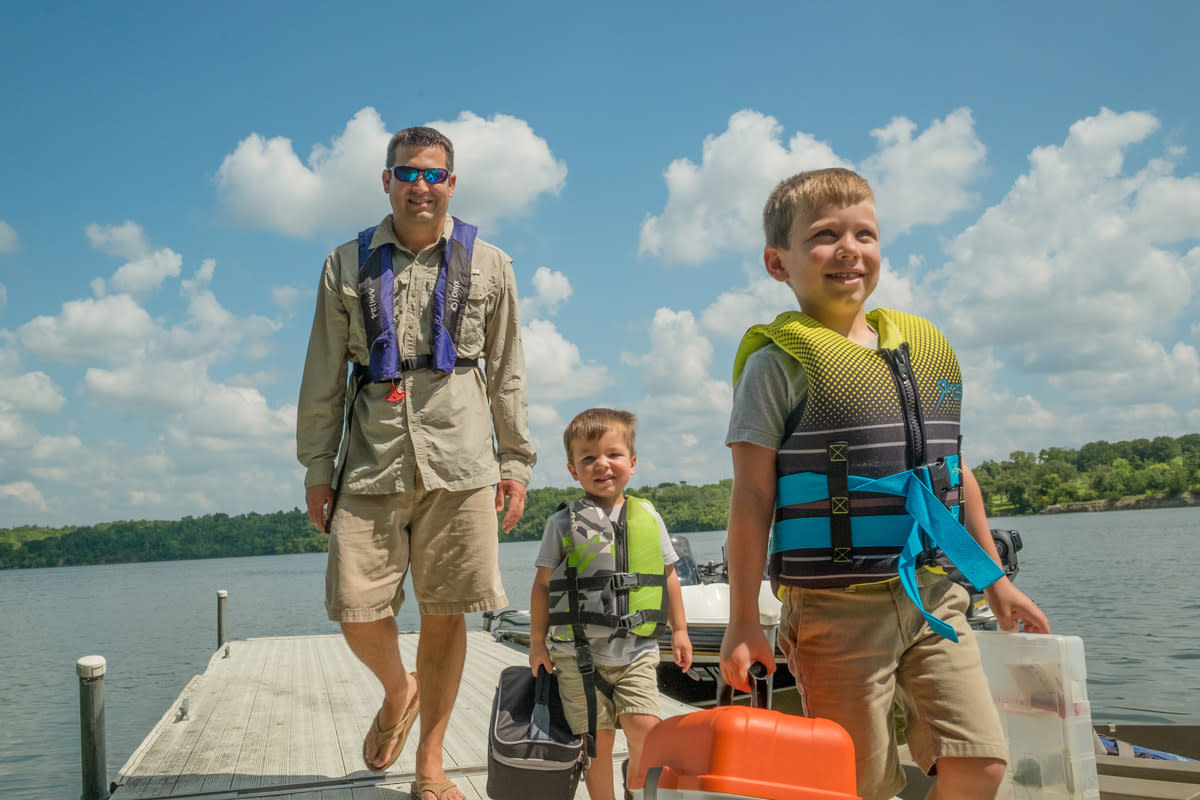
[{"xmin": 357, "ymin": 218, "xmax": 477, "ymax": 382}]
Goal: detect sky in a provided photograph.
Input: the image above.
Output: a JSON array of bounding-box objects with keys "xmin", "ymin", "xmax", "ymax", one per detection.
[{"xmin": 1, "ymin": 2, "xmax": 1198, "ymax": 527}]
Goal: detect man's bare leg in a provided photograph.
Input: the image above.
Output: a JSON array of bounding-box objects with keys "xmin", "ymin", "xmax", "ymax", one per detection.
[
  {"xmin": 341, "ymin": 617, "xmax": 420, "ymax": 769},
  {"xmin": 413, "ymin": 613, "xmax": 468, "ymax": 800}
]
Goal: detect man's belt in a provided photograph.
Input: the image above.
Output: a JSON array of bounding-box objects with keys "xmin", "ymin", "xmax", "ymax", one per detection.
[{"xmin": 353, "ymin": 357, "xmax": 478, "ymax": 386}]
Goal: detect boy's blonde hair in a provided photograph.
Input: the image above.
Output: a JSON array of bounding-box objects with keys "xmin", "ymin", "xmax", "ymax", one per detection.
[
  {"xmin": 763, "ymin": 168, "xmax": 875, "ymax": 249},
  {"xmin": 563, "ymin": 408, "xmax": 637, "ymax": 462}
]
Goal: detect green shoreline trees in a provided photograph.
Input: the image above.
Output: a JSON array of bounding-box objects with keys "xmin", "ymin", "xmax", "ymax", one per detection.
[{"xmin": 3, "ymin": 434, "xmax": 1198, "ymax": 569}]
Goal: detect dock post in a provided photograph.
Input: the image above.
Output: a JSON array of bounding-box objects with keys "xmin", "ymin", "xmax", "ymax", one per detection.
[
  {"xmin": 217, "ymin": 589, "xmax": 228, "ymax": 650},
  {"xmin": 76, "ymin": 655, "xmax": 110, "ymax": 800}
]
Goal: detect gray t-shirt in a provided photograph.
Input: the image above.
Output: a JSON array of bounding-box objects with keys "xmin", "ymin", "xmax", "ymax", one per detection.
[
  {"xmin": 725, "ymin": 342, "xmax": 809, "ymax": 450},
  {"xmin": 536, "ymin": 499, "xmax": 678, "ymax": 666}
]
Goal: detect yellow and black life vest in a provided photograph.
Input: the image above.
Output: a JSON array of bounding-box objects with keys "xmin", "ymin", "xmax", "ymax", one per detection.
[{"xmin": 734, "ymin": 308, "xmax": 1001, "ymax": 641}]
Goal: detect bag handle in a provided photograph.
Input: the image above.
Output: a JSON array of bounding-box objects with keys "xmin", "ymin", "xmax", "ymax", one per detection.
[{"xmin": 531, "ymin": 665, "xmax": 552, "ymax": 741}]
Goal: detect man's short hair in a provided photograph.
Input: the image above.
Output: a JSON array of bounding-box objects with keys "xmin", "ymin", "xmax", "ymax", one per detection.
[
  {"xmin": 563, "ymin": 408, "xmax": 637, "ymax": 463},
  {"xmin": 763, "ymin": 168, "xmax": 875, "ymax": 249},
  {"xmin": 386, "ymin": 126, "xmax": 455, "ymax": 171}
]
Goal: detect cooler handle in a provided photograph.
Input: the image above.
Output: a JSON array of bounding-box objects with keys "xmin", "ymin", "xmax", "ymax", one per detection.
[{"xmin": 716, "ymin": 661, "xmax": 771, "ymax": 709}]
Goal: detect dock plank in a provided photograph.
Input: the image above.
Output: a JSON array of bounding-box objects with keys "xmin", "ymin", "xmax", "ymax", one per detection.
[{"xmin": 113, "ymin": 631, "xmax": 692, "ymax": 800}]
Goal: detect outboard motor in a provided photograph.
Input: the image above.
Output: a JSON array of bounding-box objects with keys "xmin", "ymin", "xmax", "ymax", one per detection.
[{"xmin": 670, "ymin": 535, "xmax": 700, "ymax": 586}]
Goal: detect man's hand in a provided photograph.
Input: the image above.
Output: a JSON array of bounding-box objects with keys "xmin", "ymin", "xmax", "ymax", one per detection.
[
  {"xmin": 306, "ymin": 483, "xmax": 335, "ymax": 532},
  {"xmin": 495, "ymin": 479, "xmax": 526, "ymax": 533},
  {"xmin": 720, "ymin": 620, "xmax": 776, "ymax": 692},
  {"xmin": 984, "ymin": 578, "xmax": 1051, "ymax": 634}
]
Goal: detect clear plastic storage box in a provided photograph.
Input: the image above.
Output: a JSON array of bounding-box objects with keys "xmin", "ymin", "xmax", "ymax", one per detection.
[{"xmin": 974, "ymin": 631, "xmax": 1100, "ymax": 800}]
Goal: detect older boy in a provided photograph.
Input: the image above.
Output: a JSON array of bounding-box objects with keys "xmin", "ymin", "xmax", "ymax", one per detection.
[
  {"xmin": 719, "ymin": 168, "xmax": 1049, "ymax": 800},
  {"xmin": 529, "ymin": 408, "xmax": 691, "ymax": 800}
]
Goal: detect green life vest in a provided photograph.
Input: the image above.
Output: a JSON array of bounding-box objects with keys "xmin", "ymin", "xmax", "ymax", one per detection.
[{"xmin": 547, "ymin": 496, "xmax": 669, "ymax": 643}]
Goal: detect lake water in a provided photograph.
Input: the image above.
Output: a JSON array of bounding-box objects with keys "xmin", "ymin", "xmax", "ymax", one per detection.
[{"xmin": 2, "ymin": 507, "xmax": 1198, "ymax": 799}]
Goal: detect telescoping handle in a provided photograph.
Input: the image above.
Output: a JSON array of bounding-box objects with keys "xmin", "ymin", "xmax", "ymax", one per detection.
[{"xmin": 716, "ymin": 661, "xmax": 771, "ymax": 709}]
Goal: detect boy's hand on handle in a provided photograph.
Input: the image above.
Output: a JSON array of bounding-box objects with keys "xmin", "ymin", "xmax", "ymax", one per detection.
[
  {"xmin": 529, "ymin": 642, "xmax": 554, "ymax": 677},
  {"xmin": 985, "ymin": 578, "xmax": 1051, "ymax": 634},
  {"xmin": 672, "ymin": 630, "xmax": 693, "ymax": 672},
  {"xmin": 719, "ymin": 621, "xmax": 776, "ymax": 693}
]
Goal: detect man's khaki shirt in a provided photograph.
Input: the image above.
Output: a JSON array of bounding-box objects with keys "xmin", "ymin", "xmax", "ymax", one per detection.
[{"xmin": 297, "ymin": 215, "xmax": 536, "ymax": 494}]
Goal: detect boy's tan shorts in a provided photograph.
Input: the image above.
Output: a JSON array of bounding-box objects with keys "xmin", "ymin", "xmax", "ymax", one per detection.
[
  {"xmin": 779, "ymin": 571, "xmax": 1007, "ymax": 800},
  {"xmin": 551, "ymin": 650, "xmax": 661, "ymax": 734},
  {"xmin": 324, "ymin": 480, "xmax": 507, "ymax": 621}
]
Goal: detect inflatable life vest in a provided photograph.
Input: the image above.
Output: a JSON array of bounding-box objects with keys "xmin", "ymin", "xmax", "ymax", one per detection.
[
  {"xmin": 547, "ymin": 497, "xmax": 669, "ymax": 644},
  {"xmin": 733, "ymin": 308, "xmax": 1003, "ymax": 641},
  {"xmin": 356, "ymin": 217, "xmax": 477, "ymax": 381}
]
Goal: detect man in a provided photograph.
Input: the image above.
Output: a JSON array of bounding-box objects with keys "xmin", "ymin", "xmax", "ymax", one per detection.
[{"xmin": 297, "ymin": 126, "xmax": 535, "ymax": 800}]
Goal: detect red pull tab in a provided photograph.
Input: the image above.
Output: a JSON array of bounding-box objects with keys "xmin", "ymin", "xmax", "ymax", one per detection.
[{"xmin": 386, "ymin": 384, "xmax": 406, "ymax": 403}]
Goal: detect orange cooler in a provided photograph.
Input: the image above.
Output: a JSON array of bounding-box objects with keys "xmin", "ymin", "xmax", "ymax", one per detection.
[{"xmin": 630, "ymin": 706, "xmax": 860, "ymax": 800}]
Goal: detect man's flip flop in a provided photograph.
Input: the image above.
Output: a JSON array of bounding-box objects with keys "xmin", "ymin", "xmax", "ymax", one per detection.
[
  {"xmin": 410, "ymin": 779, "xmax": 459, "ymax": 800},
  {"xmin": 363, "ymin": 673, "xmax": 420, "ymax": 772}
]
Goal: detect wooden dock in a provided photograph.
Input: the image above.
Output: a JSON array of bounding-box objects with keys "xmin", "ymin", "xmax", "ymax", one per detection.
[{"xmin": 112, "ymin": 631, "xmax": 695, "ymax": 800}]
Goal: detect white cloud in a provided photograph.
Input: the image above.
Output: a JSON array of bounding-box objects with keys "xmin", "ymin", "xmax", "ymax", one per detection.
[
  {"xmin": 31, "ymin": 433, "xmax": 83, "ymax": 462},
  {"xmin": 701, "ymin": 273, "xmax": 795, "ymax": 341},
  {"xmin": 639, "ymin": 110, "xmax": 844, "ymax": 265},
  {"xmin": 640, "ymin": 108, "xmax": 988, "ymax": 265},
  {"xmin": 522, "ymin": 319, "xmax": 610, "ymax": 404},
  {"xmin": 216, "ymin": 106, "xmax": 386, "ymax": 236},
  {"xmin": 272, "ymin": 285, "xmax": 307, "ymax": 313},
  {"xmin": 930, "ymin": 108, "xmax": 1199, "ymax": 453},
  {"xmin": 216, "ymin": 107, "xmax": 566, "ymax": 236},
  {"xmin": 0, "ymin": 220, "xmax": 18, "ymax": 254},
  {"xmin": 0, "ymin": 481, "xmax": 47, "ymax": 511},
  {"xmin": 621, "ymin": 308, "xmax": 734, "ymax": 487},
  {"xmin": 0, "ymin": 371, "xmax": 66, "ymax": 413},
  {"xmin": 0, "ymin": 412, "xmax": 36, "ymax": 449},
  {"xmin": 109, "ymin": 248, "xmax": 183, "ymax": 295},
  {"xmin": 86, "ymin": 221, "xmax": 150, "ymax": 259},
  {"xmin": 520, "ymin": 267, "xmax": 573, "ymax": 319},
  {"xmin": 18, "ymin": 295, "xmax": 157, "ymax": 363},
  {"xmin": 860, "ymin": 108, "xmax": 987, "ymax": 237},
  {"xmin": 427, "ymin": 111, "xmax": 567, "ymax": 229}
]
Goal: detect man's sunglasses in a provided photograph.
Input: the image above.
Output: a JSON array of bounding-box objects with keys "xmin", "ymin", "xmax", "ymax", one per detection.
[{"xmin": 390, "ymin": 165, "xmax": 451, "ymax": 184}]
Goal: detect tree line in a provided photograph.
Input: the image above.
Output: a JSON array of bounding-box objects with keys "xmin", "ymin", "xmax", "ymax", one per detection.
[
  {"xmin": 0, "ymin": 480, "xmax": 733, "ymax": 570},
  {"xmin": 3, "ymin": 432, "xmax": 1197, "ymax": 569},
  {"xmin": 974, "ymin": 433, "xmax": 1200, "ymax": 515}
]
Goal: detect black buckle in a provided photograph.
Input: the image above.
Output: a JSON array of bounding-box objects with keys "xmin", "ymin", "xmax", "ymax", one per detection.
[
  {"xmin": 575, "ymin": 646, "xmax": 595, "ymax": 674},
  {"xmin": 612, "ymin": 611, "xmax": 646, "ymax": 636},
  {"xmin": 925, "ymin": 459, "xmax": 951, "ymax": 495},
  {"xmin": 609, "ymin": 573, "xmax": 640, "ymax": 591}
]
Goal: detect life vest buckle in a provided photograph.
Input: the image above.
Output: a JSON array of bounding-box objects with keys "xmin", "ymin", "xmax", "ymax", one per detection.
[
  {"xmin": 608, "ymin": 572, "xmax": 641, "ymax": 591},
  {"xmin": 611, "ymin": 611, "xmax": 648, "ymax": 637},
  {"xmin": 917, "ymin": 458, "xmax": 958, "ymax": 507}
]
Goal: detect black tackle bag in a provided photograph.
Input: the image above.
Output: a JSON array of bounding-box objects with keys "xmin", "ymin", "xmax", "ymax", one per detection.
[{"xmin": 487, "ymin": 665, "xmax": 586, "ymax": 800}]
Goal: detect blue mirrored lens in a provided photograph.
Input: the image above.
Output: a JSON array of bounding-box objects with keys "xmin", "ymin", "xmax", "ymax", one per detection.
[{"xmin": 392, "ymin": 166, "xmax": 448, "ymax": 184}]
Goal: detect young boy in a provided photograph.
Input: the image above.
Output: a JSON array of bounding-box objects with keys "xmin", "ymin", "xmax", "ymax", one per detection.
[
  {"xmin": 530, "ymin": 408, "xmax": 692, "ymax": 800},
  {"xmin": 718, "ymin": 168, "xmax": 1050, "ymax": 800}
]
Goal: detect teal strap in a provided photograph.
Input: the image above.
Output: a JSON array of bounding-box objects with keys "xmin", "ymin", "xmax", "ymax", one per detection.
[{"xmin": 775, "ymin": 463, "xmax": 1003, "ymax": 641}]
